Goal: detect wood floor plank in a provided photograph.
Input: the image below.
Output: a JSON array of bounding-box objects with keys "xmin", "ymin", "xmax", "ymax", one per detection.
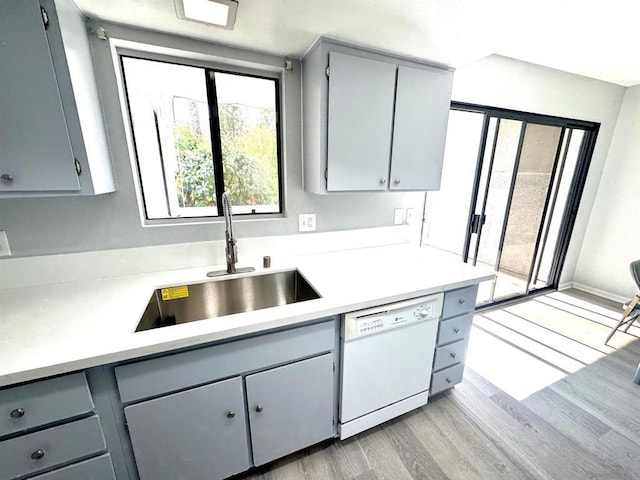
[
  {"xmin": 453, "ymin": 380, "xmax": 611, "ymax": 480},
  {"xmin": 420, "ymin": 395, "xmax": 537, "ymax": 480},
  {"xmin": 523, "ymin": 388, "xmax": 640, "ymax": 480},
  {"xmin": 505, "ymin": 300, "xmax": 635, "ymax": 351},
  {"xmin": 382, "ymin": 418, "xmax": 449, "ymax": 480},
  {"xmin": 327, "ymin": 437, "xmax": 371, "ymax": 479},
  {"xmin": 402, "ymin": 405, "xmax": 484, "ymax": 480},
  {"xmin": 356, "ymin": 426, "xmax": 415, "ymax": 480},
  {"xmin": 479, "ymin": 308, "xmax": 606, "ymax": 364},
  {"xmin": 300, "ymin": 442, "xmax": 341, "ymax": 480}
]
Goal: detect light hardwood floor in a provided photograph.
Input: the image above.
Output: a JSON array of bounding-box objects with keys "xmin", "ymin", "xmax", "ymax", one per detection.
[{"xmin": 237, "ymin": 289, "xmax": 640, "ymax": 480}]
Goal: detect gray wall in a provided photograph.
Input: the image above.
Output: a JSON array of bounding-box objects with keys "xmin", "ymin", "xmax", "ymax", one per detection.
[{"xmin": 0, "ymin": 23, "xmax": 424, "ymax": 258}]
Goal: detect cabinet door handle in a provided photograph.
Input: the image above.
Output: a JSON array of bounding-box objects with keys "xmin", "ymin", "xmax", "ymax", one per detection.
[
  {"xmin": 394, "ymin": 179, "xmax": 400, "ymax": 185},
  {"xmin": 226, "ymin": 411, "xmax": 236, "ymax": 419},
  {"xmin": 1, "ymin": 174, "xmax": 14, "ymax": 184},
  {"xmin": 31, "ymin": 449, "xmax": 45, "ymax": 460},
  {"xmin": 10, "ymin": 407, "xmax": 25, "ymax": 419},
  {"xmin": 453, "ymin": 327, "xmax": 461, "ymax": 334},
  {"xmin": 379, "ymin": 178, "xmax": 386, "ymax": 185},
  {"xmin": 255, "ymin": 405, "xmax": 264, "ymax": 413}
]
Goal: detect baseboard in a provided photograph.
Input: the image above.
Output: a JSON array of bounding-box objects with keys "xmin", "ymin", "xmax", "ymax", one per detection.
[{"xmin": 569, "ymin": 282, "xmax": 628, "ymax": 304}]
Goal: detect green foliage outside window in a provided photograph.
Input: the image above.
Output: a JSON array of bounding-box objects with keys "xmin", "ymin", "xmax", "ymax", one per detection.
[{"xmin": 174, "ymin": 104, "xmax": 279, "ymax": 210}]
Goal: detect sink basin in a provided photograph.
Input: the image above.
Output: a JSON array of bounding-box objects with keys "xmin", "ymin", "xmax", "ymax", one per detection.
[{"xmin": 136, "ymin": 269, "xmax": 321, "ymax": 332}]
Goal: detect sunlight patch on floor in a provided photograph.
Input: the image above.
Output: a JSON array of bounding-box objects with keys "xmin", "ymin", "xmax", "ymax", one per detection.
[
  {"xmin": 465, "ymin": 292, "xmax": 639, "ymax": 401},
  {"xmin": 466, "ymin": 326, "xmax": 568, "ymax": 400}
]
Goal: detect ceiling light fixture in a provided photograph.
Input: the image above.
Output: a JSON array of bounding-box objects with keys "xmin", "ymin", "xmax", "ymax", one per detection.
[{"xmin": 175, "ymin": 0, "xmax": 238, "ymax": 29}]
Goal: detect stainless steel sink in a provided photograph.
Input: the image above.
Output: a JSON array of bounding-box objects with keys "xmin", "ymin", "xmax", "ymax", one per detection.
[{"xmin": 136, "ymin": 269, "xmax": 321, "ymax": 332}]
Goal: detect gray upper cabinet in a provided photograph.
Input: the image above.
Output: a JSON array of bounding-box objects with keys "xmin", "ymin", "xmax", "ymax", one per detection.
[
  {"xmin": 327, "ymin": 52, "xmax": 397, "ymax": 191},
  {"xmin": 302, "ymin": 38, "xmax": 454, "ymax": 194},
  {"xmin": 0, "ymin": 0, "xmax": 115, "ymax": 197},
  {"xmin": 124, "ymin": 376, "xmax": 251, "ymax": 480},
  {"xmin": 246, "ymin": 353, "xmax": 335, "ymax": 466},
  {"xmin": 389, "ymin": 65, "xmax": 453, "ymax": 191}
]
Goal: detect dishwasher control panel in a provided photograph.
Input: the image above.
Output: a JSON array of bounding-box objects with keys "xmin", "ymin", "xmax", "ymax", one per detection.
[{"xmin": 344, "ymin": 293, "xmax": 444, "ymax": 341}]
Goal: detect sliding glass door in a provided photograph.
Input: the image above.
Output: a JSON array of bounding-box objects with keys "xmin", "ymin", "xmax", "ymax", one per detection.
[{"xmin": 424, "ymin": 104, "xmax": 599, "ymax": 305}]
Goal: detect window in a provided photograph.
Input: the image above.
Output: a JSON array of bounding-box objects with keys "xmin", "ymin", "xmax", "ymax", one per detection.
[{"xmin": 121, "ymin": 56, "xmax": 282, "ymax": 219}]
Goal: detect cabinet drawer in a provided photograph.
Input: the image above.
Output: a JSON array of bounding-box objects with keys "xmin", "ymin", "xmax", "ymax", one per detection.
[
  {"xmin": 0, "ymin": 373, "xmax": 94, "ymax": 438},
  {"xmin": 437, "ymin": 312, "xmax": 473, "ymax": 345},
  {"xmin": 0, "ymin": 416, "xmax": 106, "ymax": 480},
  {"xmin": 116, "ymin": 319, "xmax": 336, "ymax": 403},
  {"xmin": 433, "ymin": 340, "xmax": 467, "ymax": 372},
  {"xmin": 430, "ymin": 364, "xmax": 465, "ymax": 396},
  {"xmin": 30, "ymin": 454, "xmax": 115, "ymax": 480},
  {"xmin": 442, "ymin": 284, "xmax": 478, "ymax": 319}
]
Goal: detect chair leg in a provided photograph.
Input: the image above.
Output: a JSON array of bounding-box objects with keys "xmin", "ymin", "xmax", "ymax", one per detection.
[
  {"xmin": 605, "ymin": 295, "xmax": 640, "ymax": 345},
  {"xmin": 623, "ymin": 313, "xmax": 639, "ymax": 333}
]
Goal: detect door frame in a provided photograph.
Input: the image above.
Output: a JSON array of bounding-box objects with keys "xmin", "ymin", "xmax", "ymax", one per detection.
[{"xmin": 453, "ymin": 102, "xmax": 600, "ymax": 304}]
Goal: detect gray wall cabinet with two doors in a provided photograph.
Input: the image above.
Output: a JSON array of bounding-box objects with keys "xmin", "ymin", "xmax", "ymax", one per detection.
[
  {"xmin": 0, "ymin": 0, "xmax": 114, "ymax": 197},
  {"xmin": 302, "ymin": 38, "xmax": 454, "ymax": 193}
]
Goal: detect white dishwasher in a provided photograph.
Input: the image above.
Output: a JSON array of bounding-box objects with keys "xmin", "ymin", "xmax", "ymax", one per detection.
[{"xmin": 339, "ymin": 293, "xmax": 443, "ymax": 439}]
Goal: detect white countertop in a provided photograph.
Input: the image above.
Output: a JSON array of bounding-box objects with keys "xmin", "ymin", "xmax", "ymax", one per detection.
[{"xmin": 0, "ymin": 244, "xmax": 493, "ymax": 388}]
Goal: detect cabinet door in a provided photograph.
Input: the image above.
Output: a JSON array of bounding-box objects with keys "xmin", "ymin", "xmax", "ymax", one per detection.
[
  {"xmin": 124, "ymin": 377, "xmax": 250, "ymax": 480},
  {"xmin": 327, "ymin": 52, "xmax": 396, "ymax": 191},
  {"xmin": 389, "ymin": 65, "xmax": 453, "ymax": 191},
  {"xmin": 0, "ymin": 0, "xmax": 80, "ymax": 192},
  {"xmin": 246, "ymin": 353, "xmax": 334, "ymax": 466}
]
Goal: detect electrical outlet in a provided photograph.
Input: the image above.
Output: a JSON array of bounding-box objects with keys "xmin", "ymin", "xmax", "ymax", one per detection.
[
  {"xmin": 0, "ymin": 231, "xmax": 11, "ymax": 257},
  {"xmin": 394, "ymin": 208, "xmax": 404, "ymax": 225},
  {"xmin": 298, "ymin": 214, "xmax": 316, "ymax": 232}
]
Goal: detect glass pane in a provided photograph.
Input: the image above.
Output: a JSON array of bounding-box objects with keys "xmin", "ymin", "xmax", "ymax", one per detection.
[
  {"xmin": 122, "ymin": 57, "xmax": 215, "ymax": 219},
  {"xmin": 474, "ymin": 119, "xmax": 522, "ymax": 304},
  {"xmin": 423, "ymin": 109, "xmax": 484, "ymax": 255},
  {"xmin": 495, "ymin": 123, "xmax": 562, "ymax": 300},
  {"xmin": 469, "ymin": 117, "xmax": 498, "ymax": 262},
  {"xmin": 534, "ymin": 129, "xmax": 584, "ymax": 285},
  {"xmin": 215, "ymin": 73, "xmax": 280, "ymax": 214}
]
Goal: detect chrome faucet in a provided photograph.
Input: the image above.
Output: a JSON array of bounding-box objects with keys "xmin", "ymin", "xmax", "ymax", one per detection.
[
  {"xmin": 207, "ymin": 192, "xmax": 255, "ymax": 277},
  {"xmin": 222, "ymin": 192, "xmax": 237, "ymax": 273}
]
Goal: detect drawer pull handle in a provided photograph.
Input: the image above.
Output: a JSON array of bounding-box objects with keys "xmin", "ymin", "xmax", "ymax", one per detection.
[
  {"xmin": 10, "ymin": 407, "xmax": 25, "ymax": 419},
  {"xmin": 446, "ymin": 377, "xmax": 453, "ymax": 384},
  {"xmin": 255, "ymin": 405, "xmax": 264, "ymax": 413},
  {"xmin": 458, "ymin": 298, "xmax": 465, "ymax": 305},
  {"xmin": 227, "ymin": 411, "xmax": 236, "ymax": 419},
  {"xmin": 31, "ymin": 449, "xmax": 45, "ymax": 460},
  {"xmin": 453, "ymin": 328, "xmax": 461, "ymax": 334},
  {"xmin": 450, "ymin": 352, "xmax": 457, "ymax": 358}
]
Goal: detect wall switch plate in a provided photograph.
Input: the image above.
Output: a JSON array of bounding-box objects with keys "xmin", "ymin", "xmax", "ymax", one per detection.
[
  {"xmin": 0, "ymin": 231, "xmax": 11, "ymax": 257},
  {"xmin": 394, "ymin": 208, "xmax": 404, "ymax": 225},
  {"xmin": 299, "ymin": 214, "xmax": 316, "ymax": 232},
  {"xmin": 406, "ymin": 208, "xmax": 415, "ymax": 225}
]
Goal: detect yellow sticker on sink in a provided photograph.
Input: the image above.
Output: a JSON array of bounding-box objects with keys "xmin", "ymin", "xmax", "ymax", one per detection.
[{"xmin": 161, "ymin": 285, "xmax": 189, "ymax": 301}]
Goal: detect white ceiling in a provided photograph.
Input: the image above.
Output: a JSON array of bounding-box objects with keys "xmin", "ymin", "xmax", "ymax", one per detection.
[{"xmin": 74, "ymin": 0, "xmax": 640, "ymax": 86}]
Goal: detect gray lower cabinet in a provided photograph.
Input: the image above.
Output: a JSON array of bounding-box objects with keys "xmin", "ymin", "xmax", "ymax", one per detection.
[
  {"xmin": 430, "ymin": 284, "xmax": 479, "ymax": 396},
  {"xmin": 124, "ymin": 376, "xmax": 250, "ymax": 480},
  {"xmin": 30, "ymin": 454, "xmax": 116, "ymax": 480},
  {"xmin": 117, "ymin": 319, "xmax": 338, "ymax": 480},
  {"xmin": 246, "ymin": 353, "xmax": 335, "ymax": 466},
  {"xmin": 0, "ymin": 416, "xmax": 106, "ymax": 480}
]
